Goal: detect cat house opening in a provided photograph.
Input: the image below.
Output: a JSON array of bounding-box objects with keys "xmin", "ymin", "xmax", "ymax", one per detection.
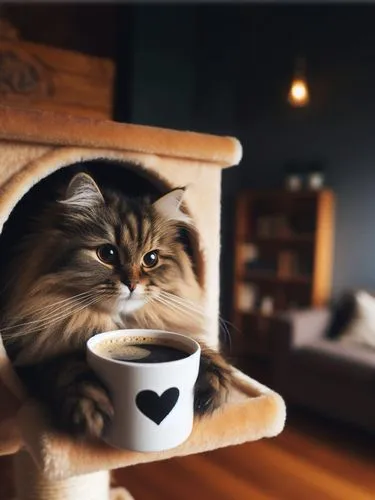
[{"xmin": 0, "ymin": 159, "xmax": 204, "ymax": 313}]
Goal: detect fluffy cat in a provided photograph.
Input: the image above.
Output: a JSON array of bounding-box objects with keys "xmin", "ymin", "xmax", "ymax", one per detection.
[{"xmin": 1, "ymin": 172, "xmax": 231, "ymax": 439}]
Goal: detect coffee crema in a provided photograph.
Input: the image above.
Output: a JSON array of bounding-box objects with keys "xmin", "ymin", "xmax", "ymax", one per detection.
[{"xmin": 95, "ymin": 338, "xmax": 190, "ymax": 364}]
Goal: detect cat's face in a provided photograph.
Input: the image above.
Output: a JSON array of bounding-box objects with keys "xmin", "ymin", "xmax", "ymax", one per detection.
[{"xmin": 36, "ymin": 173, "xmax": 196, "ymax": 322}]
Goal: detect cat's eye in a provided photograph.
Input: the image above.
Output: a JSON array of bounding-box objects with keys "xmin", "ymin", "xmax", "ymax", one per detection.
[
  {"xmin": 97, "ymin": 244, "xmax": 119, "ymax": 265},
  {"xmin": 142, "ymin": 250, "xmax": 159, "ymax": 268}
]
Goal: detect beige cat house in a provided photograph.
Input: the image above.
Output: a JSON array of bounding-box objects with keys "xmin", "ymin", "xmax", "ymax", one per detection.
[{"xmin": 0, "ymin": 105, "xmax": 286, "ymax": 500}]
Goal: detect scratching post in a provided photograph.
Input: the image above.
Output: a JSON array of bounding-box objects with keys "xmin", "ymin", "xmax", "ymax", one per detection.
[
  {"xmin": 0, "ymin": 106, "xmax": 286, "ymax": 499},
  {"xmin": 14, "ymin": 452, "xmax": 122, "ymax": 500}
]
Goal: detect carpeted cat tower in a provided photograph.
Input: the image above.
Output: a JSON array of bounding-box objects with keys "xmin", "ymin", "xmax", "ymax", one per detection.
[{"xmin": 0, "ymin": 106, "xmax": 286, "ymax": 500}]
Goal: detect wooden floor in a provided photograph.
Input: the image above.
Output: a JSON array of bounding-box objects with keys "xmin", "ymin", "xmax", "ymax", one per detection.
[{"xmin": 2, "ymin": 408, "xmax": 375, "ymax": 500}]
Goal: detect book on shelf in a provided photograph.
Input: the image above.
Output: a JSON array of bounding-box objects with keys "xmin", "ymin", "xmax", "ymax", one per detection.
[
  {"xmin": 256, "ymin": 214, "xmax": 291, "ymax": 238},
  {"xmin": 237, "ymin": 283, "xmax": 258, "ymax": 312},
  {"xmin": 278, "ymin": 250, "xmax": 298, "ymax": 278}
]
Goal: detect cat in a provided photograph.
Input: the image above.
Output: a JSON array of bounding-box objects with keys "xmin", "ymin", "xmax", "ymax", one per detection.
[{"xmin": 1, "ymin": 172, "xmax": 232, "ymax": 439}]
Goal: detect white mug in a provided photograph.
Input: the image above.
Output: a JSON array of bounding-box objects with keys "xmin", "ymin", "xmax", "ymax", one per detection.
[{"xmin": 87, "ymin": 329, "xmax": 201, "ymax": 452}]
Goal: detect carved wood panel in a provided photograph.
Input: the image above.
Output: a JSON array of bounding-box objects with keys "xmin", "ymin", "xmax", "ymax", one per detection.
[{"xmin": 0, "ymin": 18, "xmax": 115, "ymax": 119}]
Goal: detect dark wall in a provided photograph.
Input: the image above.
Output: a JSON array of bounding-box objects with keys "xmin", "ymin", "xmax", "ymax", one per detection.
[
  {"xmin": 233, "ymin": 5, "xmax": 375, "ymax": 296},
  {"xmin": 115, "ymin": 5, "xmax": 375, "ymax": 318},
  {"xmin": 115, "ymin": 5, "xmax": 198, "ymax": 129},
  {"xmin": 3, "ymin": 4, "xmax": 117, "ymax": 57}
]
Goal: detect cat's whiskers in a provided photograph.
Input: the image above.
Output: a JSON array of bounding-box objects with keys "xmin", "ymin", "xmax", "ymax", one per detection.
[
  {"xmin": 159, "ymin": 291, "xmax": 206, "ymax": 316},
  {"xmin": 2, "ymin": 298, "xmax": 103, "ymax": 339},
  {"xmin": 9, "ymin": 289, "xmax": 98, "ymax": 322},
  {"xmin": 159, "ymin": 291, "xmax": 233, "ymax": 349},
  {"xmin": 138, "ymin": 296, "xmax": 163, "ymax": 327},
  {"xmin": 1, "ymin": 292, "xmax": 108, "ymax": 339},
  {"xmin": 2, "ymin": 291, "xmax": 106, "ymax": 331},
  {"xmin": 3, "ymin": 296, "xmax": 105, "ymax": 340},
  {"xmin": 153, "ymin": 294, "xmax": 202, "ymax": 322},
  {"xmin": 52, "ymin": 293, "xmax": 109, "ymax": 343}
]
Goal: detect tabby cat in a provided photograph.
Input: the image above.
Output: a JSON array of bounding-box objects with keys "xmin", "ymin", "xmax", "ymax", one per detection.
[{"xmin": 1, "ymin": 172, "xmax": 231, "ymax": 439}]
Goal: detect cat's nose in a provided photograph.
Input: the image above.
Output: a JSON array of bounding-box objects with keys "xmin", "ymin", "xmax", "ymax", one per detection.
[{"xmin": 125, "ymin": 281, "xmax": 137, "ymax": 293}]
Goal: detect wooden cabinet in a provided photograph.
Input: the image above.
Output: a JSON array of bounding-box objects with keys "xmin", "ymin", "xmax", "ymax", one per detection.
[{"xmin": 230, "ymin": 189, "xmax": 334, "ymax": 378}]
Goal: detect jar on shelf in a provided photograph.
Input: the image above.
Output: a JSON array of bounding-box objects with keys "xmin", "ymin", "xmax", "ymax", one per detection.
[
  {"xmin": 285, "ymin": 172, "xmax": 303, "ymax": 191},
  {"xmin": 307, "ymin": 169, "xmax": 325, "ymax": 190}
]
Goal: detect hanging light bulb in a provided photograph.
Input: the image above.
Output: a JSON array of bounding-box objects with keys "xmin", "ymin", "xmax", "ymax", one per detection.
[{"xmin": 288, "ymin": 57, "xmax": 310, "ymax": 107}]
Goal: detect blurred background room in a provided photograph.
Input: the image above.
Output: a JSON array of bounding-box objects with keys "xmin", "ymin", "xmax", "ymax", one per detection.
[{"xmin": 1, "ymin": 3, "xmax": 375, "ymax": 499}]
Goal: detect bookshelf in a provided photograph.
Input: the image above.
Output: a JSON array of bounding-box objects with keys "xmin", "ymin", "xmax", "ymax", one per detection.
[{"xmin": 231, "ymin": 189, "xmax": 335, "ymax": 364}]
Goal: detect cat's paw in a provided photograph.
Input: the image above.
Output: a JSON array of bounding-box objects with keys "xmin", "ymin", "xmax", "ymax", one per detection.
[
  {"xmin": 60, "ymin": 380, "xmax": 114, "ymax": 439},
  {"xmin": 194, "ymin": 347, "xmax": 232, "ymax": 416}
]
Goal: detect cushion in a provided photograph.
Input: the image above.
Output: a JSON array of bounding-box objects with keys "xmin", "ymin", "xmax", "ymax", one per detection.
[
  {"xmin": 338, "ymin": 291, "xmax": 375, "ymax": 349},
  {"xmin": 325, "ymin": 291, "xmax": 357, "ymax": 340}
]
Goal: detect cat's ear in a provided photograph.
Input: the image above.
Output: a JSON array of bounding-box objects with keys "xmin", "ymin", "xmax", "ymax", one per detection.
[
  {"xmin": 153, "ymin": 187, "xmax": 191, "ymax": 224},
  {"xmin": 60, "ymin": 173, "xmax": 104, "ymax": 209}
]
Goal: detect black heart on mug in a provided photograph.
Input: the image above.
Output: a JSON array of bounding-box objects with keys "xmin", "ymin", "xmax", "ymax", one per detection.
[{"xmin": 136, "ymin": 387, "xmax": 180, "ymax": 425}]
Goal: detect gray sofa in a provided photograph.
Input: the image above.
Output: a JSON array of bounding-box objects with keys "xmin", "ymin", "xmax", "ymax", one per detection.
[{"xmin": 269, "ymin": 308, "xmax": 375, "ymax": 434}]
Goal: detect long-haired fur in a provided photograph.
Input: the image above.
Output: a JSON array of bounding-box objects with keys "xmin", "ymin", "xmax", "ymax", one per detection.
[{"xmin": 1, "ymin": 172, "xmax": 231, "ymax": 438}]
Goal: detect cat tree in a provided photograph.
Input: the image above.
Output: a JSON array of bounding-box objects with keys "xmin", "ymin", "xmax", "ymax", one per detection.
[{"xmin": 0, "ymin": 106, "xmax": 286, "ymax": 500}]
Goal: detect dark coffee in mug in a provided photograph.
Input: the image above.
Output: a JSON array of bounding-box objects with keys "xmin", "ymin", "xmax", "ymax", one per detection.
[{"xmin": 95, "ymin": 337, "xmax": 189, "ymax": 364}]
